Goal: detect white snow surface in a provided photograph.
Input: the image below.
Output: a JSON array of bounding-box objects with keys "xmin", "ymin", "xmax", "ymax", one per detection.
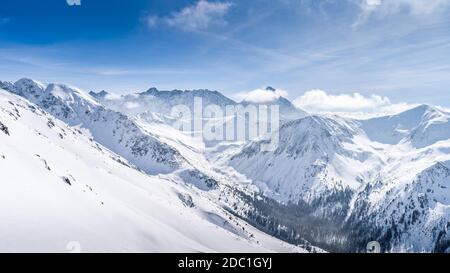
[{"xmin": 0, "ymin": 89, "xmax": 307, "ymax": 253}]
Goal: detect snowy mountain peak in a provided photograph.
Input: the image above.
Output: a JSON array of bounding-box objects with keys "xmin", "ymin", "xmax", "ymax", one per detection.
[
  {"xmin": 410, "ymin": 104, "xmax": 434, "ymax": 113},
  {"xmin": 239, "ymin": 87, "xmax": 307, "ymax": 120},
  {"xmin": 395, "ymin": 104, "xmax": 442, "ymax": 120},
  {"xmin": 15, "ymin": 78, "xmax": 47, "ymax": 91},
  {"xmin": 4, "ymin": 79, "xmax": 100, "ymax": 108},
  {"xmin": 4, "ymin": 78, "xmax": 186, "ymax": 174},
  {"xmin": 140, "ymin": 87, "xmax": 159, "ymax": 96},
  {"xmin": 138, "ymin": 87, "xmax": 232, "ymax": 101},
  {"xmin": 0, "ymin": 78, "xmax": 47, "ymax": 99},
  {"xmin": 361, "ymin": 103, "xmax": 450, "ymax": 147},
  {"xmin": 414, "ymin": 104, "xmax": 449, "ymax": 122},
  {"xmin": 45, "ymin": 83, "xmax": 100, "ymax": 106}
]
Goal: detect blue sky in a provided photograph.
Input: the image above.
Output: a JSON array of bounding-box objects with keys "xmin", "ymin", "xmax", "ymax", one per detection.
[{"xmin": 1, "ymin": 0, "xmax": 450, "ymax": 114}]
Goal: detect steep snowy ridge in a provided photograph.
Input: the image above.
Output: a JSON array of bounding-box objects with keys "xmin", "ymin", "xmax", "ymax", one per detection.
[
  {"xmin": 1, "ymin": 79, "xmax": 185, "ymax": 175},
  {"xmin": 0, "ymin": 88, "xmax": 307, "ymax": 252},
  {"xmin": 229, "ymin": 106, "xmax": 450, "ymax": 252},
  {"xmin": 361, "ymin": 104, "xmax": 450, "ymax": 148},
  {"xmin": 230, "ymin": 115, "xmax": 370, "ymax": 201},
  {"xmin": 349, "ymin": 161, "xmax": 450, "ymax": 252}
]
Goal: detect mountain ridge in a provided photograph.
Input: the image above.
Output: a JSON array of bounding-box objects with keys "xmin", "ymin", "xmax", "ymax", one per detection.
[
  {"xmin": 0, "ymin": 87, "xmax": 308, "ymax": 252},
  {"xmin": 3, "ymin": 77, "xmax": 450, "ymax": 252}
]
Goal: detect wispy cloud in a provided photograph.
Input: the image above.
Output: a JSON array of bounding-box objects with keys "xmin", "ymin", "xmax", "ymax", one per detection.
[
  {"xmin": 148, "ymin": 0, "xmax": 232, "ymax": 31},
  {"xmin": 354, "ymin": 0, "xmax": 450, "ymax": 26},
  {"xmin": 293, "ymin": 89, "xmax": 417, "ymax": 118},
  {"xmin": 94, "ymin": 68, "xmax": 194, "ymax": 76}
]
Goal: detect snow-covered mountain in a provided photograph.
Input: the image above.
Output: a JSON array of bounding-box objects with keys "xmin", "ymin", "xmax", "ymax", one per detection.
[
  {"xmin": 90, "ymin": 86, "xmax": 306, "ymax": 120},
  {"xmin": 89, "ymin": 87, "xmax": 237, "ymax": 117},
  {"xmin": 229, "ymin": 105, "xmax": 450, "ymax": 252},
  {"xmin": 0, "ymin": 87, "xmax": 309, "ymax": 253},
  {"xmin": 89, "ymin": 86, "xmax": 306, "ymax": 154},
  {"xmin": 241, "ymin": 87, "xmax": 307, "ymax": 121},
  {"xmin": 230, "ymin": 115, "xmax": 365, "ymax": 201},
  {"xmin": 1, "ymin": 79, "xmax": 185, "ymax": 175},
  {"xmin": 3, "ymin": 77, "xmax": 450, "ymax": 253},
  {"xmin": 361, "ymin": 104, "xmax": 450, "ymax": 148}
]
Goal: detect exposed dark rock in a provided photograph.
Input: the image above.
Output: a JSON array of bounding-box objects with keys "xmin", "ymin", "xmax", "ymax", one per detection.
[{"xmin": 0, "ymin": 121, "xmax": 10, "ymax": 135}]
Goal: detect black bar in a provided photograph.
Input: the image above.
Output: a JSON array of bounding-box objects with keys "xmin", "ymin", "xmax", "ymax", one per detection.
[{"xmin": 0, "ymin": 253, "xmax": 446, "ymax": 272}]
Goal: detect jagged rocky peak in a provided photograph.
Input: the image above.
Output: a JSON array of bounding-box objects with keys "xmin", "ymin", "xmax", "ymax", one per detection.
[
  {"xmin": 89, "ymin": 90, "xmax": 110, "ymax": 99},
  {"xmin": 140, "ymin": 87, "xmax": 159, "ymax": 96},
  {"xmin": 0, "ymin": 81, "xmax": 14, "ymax": 92},
  {"xmin": 265, "ymin": 86, "xmax": 276, "ymax": 92},
  {"xmin": 138, "ymin": 86, "xmax": 235, "ymax": 103}
]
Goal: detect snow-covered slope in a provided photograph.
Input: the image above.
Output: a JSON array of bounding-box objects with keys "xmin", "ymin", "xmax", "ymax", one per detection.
[
  {"xmin": 230, "ymin": 115, "xmax": 370, "ymax": 201},
  {"xmin": 349, "ymin": 160, "xmax": 450, "ymax": 252},
  {"xmin": 361, "ymin": 105, "xmax": 450, "ymax": 148},
  {"xmin": 0, "ymin": 88, "xmax": 307, "ymax": 253},
  {"xmin": 0, "ymin": 79, "xmax": 186, "ymax": 175},
  {"xmin": 229, "ymin": 106, "xmax": 450, "ymax": 252}
]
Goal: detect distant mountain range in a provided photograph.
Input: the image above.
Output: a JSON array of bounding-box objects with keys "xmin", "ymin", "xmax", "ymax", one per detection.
[{"xmin": 1, "ymin": 78, "xmax": 449, "ymax": 253}]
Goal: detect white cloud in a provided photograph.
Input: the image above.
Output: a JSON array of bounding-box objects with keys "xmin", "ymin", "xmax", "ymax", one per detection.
[
  {"xmin": 365, "ymin": 0, "xmax": 381, "ymax": 6},
  {"xmin": 104, "ymin": 93, "xmax": 122, "ymax": 101},
  {"xmin": 124, "ymin": 101, "xmax": 140, "ymax": 109},
  {"xmin": 354, "ymin": 0, "xmax": 450, "ymax": 26},
  {"xmin": 293, "ymin": 89, "xmax": 417, "ymax": 119},
  {"xmin": 234, "ymin": 88, "xmax": 289, "ymax": 103},
  {"xmin": 148, "ymin": 1, "xmax": 232, "ymax": 31},
  {"xmin": 95, "ymin": 68, "xmax": 192, "ymax": 76}
]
